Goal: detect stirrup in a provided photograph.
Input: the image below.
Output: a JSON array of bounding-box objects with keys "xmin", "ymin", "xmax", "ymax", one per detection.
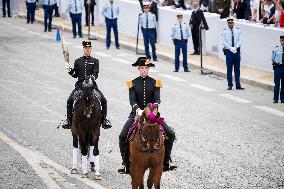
[
  {"xmin": 62, "ymin": 121, "xmax": 71, "ymax": 129},
  {"xmin": 118, "ymin": 165, "xmax": 130, "ymax": 174},
  {"xmin": 163, "ymin": 161, "xmax": 177, "ymax": 172},
  {"xmin": 102, "ymin": 119, "xmax": 112, "ymax": 129}
]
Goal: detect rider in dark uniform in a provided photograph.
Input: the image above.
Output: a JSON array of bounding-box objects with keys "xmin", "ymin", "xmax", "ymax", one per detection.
[
  {"xmin": 118, "ymin": 57, "xmax": 177, "ymax": 174},
  {"xmin": 62, "ymin": 41, "xmax": 112, "ymax": 129}
]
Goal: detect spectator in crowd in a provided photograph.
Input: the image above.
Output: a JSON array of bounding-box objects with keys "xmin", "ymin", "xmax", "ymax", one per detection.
[
  {"xmin": 279, "ymin": 0, "xmax": 284, "ymax": 27},
  {"xmin": 233, "ymin": 0, "xmax": 247, "ymax": 19},
  {"xmin": 162, "ymin": 0, "xmax": 176, "ymax": 6},
  {"xmin": 84, "ymin": 0, "xmax": 96, "ymax": 26},
  {"xmin": 252, "ymin": 0, "xmax": 263, "ymax": 22},
  {"xmin": 261, "ymin": 0, "xmax": 276, "ymax": 24},
  {"xmin": 213, "ymin": 0, "xmax": 232, "ymax": 18},
  {"xmin": 2, "ymin": 0, "xmax": 11, "ymax": 17},
  {"xmin": 189, "ymin": 0, "xmax": 209, "ymax": 55},
  {"xmin": 200, "ymin": 0, "xmax": 210, "ymax": 11},
  {"xmin": 175, "ymin": 0, "xmax": 187, "ymax": 9},
  {"xmin": 66, "ymin": 0, "xmax": 84, "ymax": 38},
  {"xmin": 26, "ymin": 0, "xmax": 36, "ymax": 24},
  {"xmin": 149, "ymin": 0, "xmax": 158, "ymax": 43}
]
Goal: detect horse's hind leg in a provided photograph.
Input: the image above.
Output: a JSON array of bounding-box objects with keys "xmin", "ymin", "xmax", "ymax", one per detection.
[
  {"xmin": 71, "ymin": 134, "xmax": 78, "ymax": 174},
  {"xmin": 93, "ymin": 139, "xmax": 101, "ymax": 179}
]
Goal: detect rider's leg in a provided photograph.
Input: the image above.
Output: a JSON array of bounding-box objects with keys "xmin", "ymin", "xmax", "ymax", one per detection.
[
  {"xmin": 161, "ymin": 121, "xmax": 177, "ymax": 171},
  {"xmin": 118, "ymin": 115, "xmax": 135, "ymax": 173},
  {"xmin": 96, "ymin": 89, "xmax": 112, "ymax": 129},
  {"xmin": 63, "ymin": 89, "xmax": 76, "ymax": 129}
]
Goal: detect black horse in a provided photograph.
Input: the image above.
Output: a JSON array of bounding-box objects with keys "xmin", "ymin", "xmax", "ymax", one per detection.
[{"xmin": 71, "ymin": 77, "xmax": 102, "ymax": 179}]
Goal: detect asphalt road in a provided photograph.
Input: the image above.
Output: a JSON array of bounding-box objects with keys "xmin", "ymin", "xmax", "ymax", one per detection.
[{"xmin": 0, "ymin": 17, "xmax": 283, "ymax": 189}]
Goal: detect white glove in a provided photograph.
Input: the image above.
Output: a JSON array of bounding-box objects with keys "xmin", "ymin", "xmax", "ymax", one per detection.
[
  {"xmin": 136, "ymin": 108, "xmax": 144, "ymax": 116},
  {"xmin": 232, "ymin": 47, "xmax": 237, "ymax": 54},
  {"xmin": 65, "ymin": 63, "xmax": 72, "ymax": 72}
]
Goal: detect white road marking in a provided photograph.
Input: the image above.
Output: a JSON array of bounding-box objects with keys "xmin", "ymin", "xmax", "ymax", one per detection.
[
  {"xmin": 27, "ymin": 31, "xmax": 41, "ymax": 35},
  {"xmin": 66, "ymin": 42, "xmax": 73, "ymax": 45},
  {"xmin": 253, "ymin": 106, "xmax": 284, "ymax": 117},
  {"xmin": 0, "ymin": 131, "xmax": 106, "ymax": 189},
  {"xmin": 42, "ymin": 35, "xmax": 53, "ymax": 39},
  {"xmin": 218, "ymin": 94, "xmax": 252, "ymax": 104},
  {"xmin": 116, "ymin": 53, "xmax": 135, "ymax": 57},
  {"xmin": 15, "ymin": 26, "xmax": 27, "ymax": 31},
  {"xmin": 112, "ymin": 58, "xmax": 131, "ymax": 64},
  {"xmin": 159, "ymin": 74, "xmax": 186, "ymax": 82},
  {"xmin": 95, "ymin": 52, "xmax": 111, "ymax": 58},
  {"xmin": 190, "ymin": 84, "xmax": 217, "ymax": 92},
  {"xmin": 0, "ymin": 132, "xmax": 61, "ymax": 189}
]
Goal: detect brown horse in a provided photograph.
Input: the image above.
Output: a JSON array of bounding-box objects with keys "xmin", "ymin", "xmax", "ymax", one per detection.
[
  {"xmin": 129, "ymin": 104, "xmax": 165, "ymax": 189},
  {"xmin": 71, "ymin": 77, "xmax": 102, "ymax": 179}
]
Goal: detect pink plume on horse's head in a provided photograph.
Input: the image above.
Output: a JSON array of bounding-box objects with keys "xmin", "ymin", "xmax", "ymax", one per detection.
[{"xmin": 148, "ymin": 112, "xmax": 156, "ymax": 123}]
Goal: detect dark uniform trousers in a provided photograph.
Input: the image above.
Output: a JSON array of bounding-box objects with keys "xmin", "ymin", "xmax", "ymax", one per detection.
[
  {"xmin": 2, "ymin": 0, "xmax": 10, "ymax": 17},
  {"xmin": 174, "ymin": 39, "xmax": 189, "ymax": 71},
  {"xmin": 85, "ymin": 3, "xmax": 95, "ymax": 25},
  {"xmin": 191, "ymin": 27, "xmax": 200, "ymax": 54},
  {"xmin": 142, "ymin": 28, "xmax": 157, "ymax": 60},
  {"xmin": 106, "ymin": 18, "xmax": 119, "ymax": 48},
  {"xmin": 43, "ymin": 5, "xmax": 54, "ymax": 31},
  {"xmin": 119, "ymin": 113, "xmax": 176, "ymax": 166},
  {"xmin": 70, "ymin": 13, "xmax": 82, "ymax": 37},
  {"xmin": 26, "ymin": 2, "xmax": 36, "ymax": 23},
  {"xmin": 226, "ymin": 48, "xmax": 241, "ymax": 87},
  {"xmin": 67, "ymin": 87, "xmax": 107, "ymax": 124},
  {"xmin": 273, "ymin": 65, "xmax": 284, "ymax": 101}
]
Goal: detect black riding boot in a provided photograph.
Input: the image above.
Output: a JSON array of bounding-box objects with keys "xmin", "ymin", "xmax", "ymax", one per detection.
[
  {"xmin": 163, "ymin": 139, "xmax": 177, "ymax": 171},
  {"xmin": 62, "ymin": 104, "xmax": 72, "ymax": 129},
  {"xmin": 101, "ymin": 99, "xmax": 112, "ymax": 129},
  {"xmin": 118, "ymin": 138, "xmax": 130, "ymax": 174}
]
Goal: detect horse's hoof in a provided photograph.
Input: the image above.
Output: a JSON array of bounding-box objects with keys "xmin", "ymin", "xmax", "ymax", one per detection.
[
  {"xmin": 91, "ymin": 167, "xmax": 95, "ymax": 172},
  {"xmin": 94, "ymin": 174, "xmax": 102, "ymax": 180},
  {"xmin": 71, "ymin": 168, "xmax": 78, "ymax": 174}
]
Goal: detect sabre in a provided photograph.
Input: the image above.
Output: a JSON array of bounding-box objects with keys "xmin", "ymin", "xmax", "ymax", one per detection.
[{"xmin": 60, "ymin": 23, "xmax": 72, "ymax": 70}]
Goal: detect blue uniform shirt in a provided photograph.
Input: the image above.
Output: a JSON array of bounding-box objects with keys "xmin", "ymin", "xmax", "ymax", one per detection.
[
  {"xmin": 42, "ymin": 0, "xmax": 56, "ymax": 6},
  {"xmin": 101, "ymin": 3, "xmax": 119, "ymax": 19},
  {"xmin": 272, "ymin": 46, "xmax": 284, "ymax": 64},
  {"xmin": 222, "ymin": 26, "xmax": 242, "ymax": 49},
  {"xmin": 171, "ymin": 23, "xmax": 191, "ymax": 40},
  {"xmin": 26, "ymin": 0, "xmax": 36, "ymax": 3},
  {"xmin": 67, "ymin": 0, "xmax": 84, "ymax": 14},
  {"xmin": 139, "ymin": 12, "xmax": 157, "ymax": 29}
]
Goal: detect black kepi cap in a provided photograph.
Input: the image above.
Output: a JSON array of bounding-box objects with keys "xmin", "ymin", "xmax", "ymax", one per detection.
[{"xmin": 82, "ymin": 40, "xmax": 92, "ymax": 47}]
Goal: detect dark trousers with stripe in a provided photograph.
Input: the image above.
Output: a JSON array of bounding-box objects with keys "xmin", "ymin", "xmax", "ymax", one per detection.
[
  {"xmin": 2, "ymin": 0, "xmax": 10, "ymax": 17},
  {"xmin": 226, "ymin": 48, "xmax": 241, "ymax": 87},
  {"xmin": 273, "ymin": 66, "xmax": 284, "ymax": 101},
  {"xmin": 105, "ymin": 18, "xmax": 120, "ymax": 48},
  {"xmin": 70, "ymin": 13, "xmax": 82, "ymax": 37},
  {"xmin": 174, "ymin": 39, "xmax": 189, "ymax": 71},
  {"xmin": 26, "ymin": 2, "xmax": 36, "ymax": 23}
]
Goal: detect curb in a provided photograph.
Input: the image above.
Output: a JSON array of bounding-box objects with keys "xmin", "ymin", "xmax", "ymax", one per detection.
[{"xmin": 17, "ymin": 13, "xmax": 274, "ymax": 91}]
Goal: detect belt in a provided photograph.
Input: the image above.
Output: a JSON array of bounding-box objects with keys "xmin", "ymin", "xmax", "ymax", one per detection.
[
  {"xmin": 175, "ymin": 39, "xmax": 188, "ymax": 42},
  {"xmin": 106, "ymin": 17, "xmax": 117, "ymax": 21}
]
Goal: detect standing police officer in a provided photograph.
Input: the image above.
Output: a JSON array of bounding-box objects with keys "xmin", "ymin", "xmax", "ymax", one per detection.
[
  {"xmin": 62, "ymin": 41, "xmax": 112, "ymax": 129},
  {"xmin": 171, "ymin": 14, "xmax": 191, "ymax": 72},
  {"xmin": 271, "ymin": 36, "xmax": 284, "ymax": 103},
  {"xmin": 25, "ymin": 0, "xmax": 36, "ymax": 24},
  {"xmin": 67, "ymin": 0, "xmax": 84, "ymax": 38},
  {"xmin": 222, "ymin": 18, "xmax": 245, "ymax": 90},
  {"xmin": 43, "ymin": 0, "xmax": 56, "ymax": 32},
  {"xmin": 118, "ymin": 57, "xmax": 176, "ymax": 174},
  {"xmin": 139, "ymin": 4, "xmax": 158, "ymax": 61},
  {"xmin": 101, "ymin": 0, "xmax": 120, "ymax": 49}
]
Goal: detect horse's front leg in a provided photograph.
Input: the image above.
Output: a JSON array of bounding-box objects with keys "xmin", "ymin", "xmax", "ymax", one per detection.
[
  {"xmin": 71, "ymin": 134, "xmax": 79, "ymax": 174},
  {"xmin": 131, "ymin": 164, "xmax": 145, "ymax": 189},
  {"xmin": 90, "ymin": 138, "xmax": 101, "ymax": 180},
  {"xmin": 79, "ymin": 138, "xmax": 88, "ymax": 175}
]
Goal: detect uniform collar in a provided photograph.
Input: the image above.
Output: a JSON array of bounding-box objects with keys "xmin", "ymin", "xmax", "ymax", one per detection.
[
  {"xmin": 83, "ymin": 55, "xmax": 90, "ymax": 59},
  {"xmin": 140, "ymin": 75, "xmax": 149, "ymax": 80}
]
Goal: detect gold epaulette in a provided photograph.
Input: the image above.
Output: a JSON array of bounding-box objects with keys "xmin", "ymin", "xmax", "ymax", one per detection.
[
  {"xmin": 155, "ymin": 80, "xmax": 162, "ymax": 88},
  {"xmin": 127, "ymin": 80, "xmax": 133, "ymax": 88}
]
